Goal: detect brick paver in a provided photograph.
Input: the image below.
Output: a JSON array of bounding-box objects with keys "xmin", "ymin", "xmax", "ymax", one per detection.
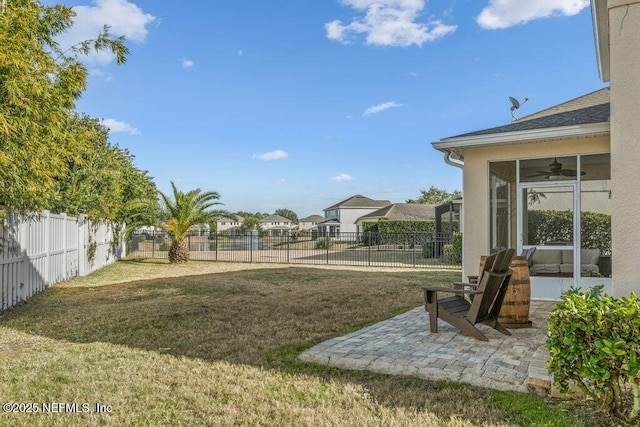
[{"xmin": 299, "ymin": 301, "xmax": 555, "ymax": 393}]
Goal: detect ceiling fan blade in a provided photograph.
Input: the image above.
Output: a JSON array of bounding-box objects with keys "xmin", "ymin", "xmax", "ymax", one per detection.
[
  {"xmin": 527, "ymin": 171, "xmax": 551, "ymax": 177},
  {"xmin": 559, "ymin": 169, "xmax": 586, "ymax": 177}
]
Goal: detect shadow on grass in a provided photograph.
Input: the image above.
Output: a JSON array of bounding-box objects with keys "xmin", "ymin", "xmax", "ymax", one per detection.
[{"xmin": 0, "ymin": 267, "xmax": 604, "ymax": 426}]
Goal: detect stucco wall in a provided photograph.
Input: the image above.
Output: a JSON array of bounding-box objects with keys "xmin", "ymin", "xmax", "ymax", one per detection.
[
  {"xmin": 608, "ymin": 0, "xmax": 640, "ymax": 297},
  {"xmin": 340, "ymin": 208, "xmax": 383, "ymax": 234},
  {"xmin": 460, "ymin": 136, "xmax": 609, "ymax": 281}
]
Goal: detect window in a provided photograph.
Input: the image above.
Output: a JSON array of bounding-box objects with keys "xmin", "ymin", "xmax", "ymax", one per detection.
[{"xmin": 489, "ymin": 161, "xmax": 516, "ymax": 251}]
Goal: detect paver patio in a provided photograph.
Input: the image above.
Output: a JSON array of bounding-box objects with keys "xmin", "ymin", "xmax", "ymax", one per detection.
[{"xmin": 300, "ymin": 300, "xmax": 555, "ymax": 393}]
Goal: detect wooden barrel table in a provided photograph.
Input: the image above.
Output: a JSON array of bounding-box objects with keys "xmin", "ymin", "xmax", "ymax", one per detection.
[{"xmin": 498, "ymin": 256, "xmax": 532, "ymax": 328}]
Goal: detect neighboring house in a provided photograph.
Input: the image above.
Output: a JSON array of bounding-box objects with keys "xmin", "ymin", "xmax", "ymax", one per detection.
[
  {"xmin": 261, "ymin": 214, "xmax": 292, "ymax": 237},
  {"xmin": 355, "ymin": 203, "xmax": 436, "ymax": 228},
  {"xmin": 298, "ymin": 215, "xmax": 324, "ymax": 232},
  {"xmin": 318, "ymin": 195, "xmax": 391, "ymax": 238},
  {"xmin": 217, "ymin": 216, "xmax": 244, "ymax": 236},
  {"xmin": 431, "ymin": 0, "xmax": 638, "ymax": 299}
]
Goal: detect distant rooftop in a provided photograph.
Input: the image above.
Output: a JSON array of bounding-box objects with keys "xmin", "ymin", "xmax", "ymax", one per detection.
[
  {"xmin": 325, "ymin": 195, "xmax": 392, "ymax": 210},
  {"xmin": 358, "ymin": 203, "xmax": 436, "ymax": 222}
]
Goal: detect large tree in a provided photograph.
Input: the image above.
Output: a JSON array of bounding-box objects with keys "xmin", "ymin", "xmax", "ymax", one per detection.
[
  {"xmin": 52, "ymin": 115, "xmax": 156, "ymax": 223},
  {"xmin": 138, "ymin": 182, "xmax": 232, "ymax": 263},
  {"xmin": 0, "ymin": 0, "xmax": 128, "ymax": 213},
  {"xmin": 274, "ymin": 208, "xmax": 298, "ymax": 224},
  {"xmin": 406, "ymin": 186, "xmax": 462, "ymax": 205},
  {"xmin": 238, "ymin": 212, "xmax": 264, "ymax": 234}
]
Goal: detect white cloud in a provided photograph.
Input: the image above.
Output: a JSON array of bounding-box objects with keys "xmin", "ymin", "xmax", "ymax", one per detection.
[
  {"xmin": 58, "ymin": 0, "xmax": 156, "ymax": 65},
  {"xmin": 363, "ymin": 101, "xmax": 404, "ymax": 116},
  {"xmin": 330, "ymin": 173, "xmax": 355, "ymax": 183},
  {"xmin": 326, "ymin": 0, "xmax": 457, "ymax": 47},
  {"xmin": 253, "ymin": 150, "xmax": 289, "ymax": 161},
  {"xmin": 477, "ymin": 0, "xmax": 589, "ymax": 29},
  {"xmin": 182, "ymin": 59, "xmax": 194, "ymax": 68},
  {"xmin": 238, "ymin": 50, "xmax": 244, "ymax": 56},
  {"xmin": 102, "ymin": 118, "xmax": 140, "ymax": 135}
]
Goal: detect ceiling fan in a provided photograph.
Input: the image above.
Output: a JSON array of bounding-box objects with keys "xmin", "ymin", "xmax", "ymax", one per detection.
[{"xmin": 527, "ymin": 158, "xmax": 585, "ymax": 179}]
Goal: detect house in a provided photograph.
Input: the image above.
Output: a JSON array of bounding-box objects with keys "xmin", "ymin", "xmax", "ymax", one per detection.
[
  {"xmin": 318, "ymin": 195, "xmax": 391, "ymax": 238},
  {"xmin": 217, "ymin": 216, "xmax": 244, "ymax": 235},
  {"xmin": 261, "ymin": 214, "xmax": 292, "ymax": 237},
  {"xmin": 431, "ymin": 0, "xmax": 638, "ymax": 299},
  {"xmin": 355, "ymin": 203, "xmax": 436, "ymax": 228},
  {"xmin": 298, "ymin": 215, "xmax": 324, "ymax": 232}
]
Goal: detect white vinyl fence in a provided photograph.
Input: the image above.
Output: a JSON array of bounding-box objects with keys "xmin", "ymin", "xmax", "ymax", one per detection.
[{"xmin": 0, "ymin": 211, "xmax": 125, "ymax": 310}]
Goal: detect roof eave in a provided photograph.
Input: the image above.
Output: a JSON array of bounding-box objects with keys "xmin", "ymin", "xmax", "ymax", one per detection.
[
  {"xmin": 592, "ymin": 0, "xmax": 610, "ymax": 82},
  {"xmin": 431, "ymin": 122, "xmax": 610, "ymax": 153}
]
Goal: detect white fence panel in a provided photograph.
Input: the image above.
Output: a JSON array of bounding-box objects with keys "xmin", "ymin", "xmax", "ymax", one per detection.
[{"xmin": 1, "ymin": 211, "xmax": 124, "ymax": 310}]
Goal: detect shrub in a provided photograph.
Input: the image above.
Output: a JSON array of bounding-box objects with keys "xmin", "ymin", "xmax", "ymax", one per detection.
[
  {"xmin": 442, "ymin": 244, "xmax": 455, "ymax": 261},
  {"xmin": 547, "ymin": 286, "xmax": 640, "ymax": 423},
  {"xmin": 527, "ymin": 210, "xmax": 611, "ymax": 254},
  {"xmin": 451, "ymin": 231, "xmax": 462, "ymax": 263},
  {"xmin": 158, "ymin": 242, "xmax": 170, "ymax": 251},
  {"xmin": 138, "ymin": 233, "xmax": 147, "ymax": 242},
  {"xmin": 362, "ymin": 221, "xmax": 435, "ymax": 246},
  {"xmin": 315, "ymin": 237, "xmax": 333, "ymax": 250}
]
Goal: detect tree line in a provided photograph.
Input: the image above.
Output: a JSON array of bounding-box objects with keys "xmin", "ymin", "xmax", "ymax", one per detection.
[{"xmin": 0, "ymin": 0, "xmax": 156, "ymax": 224}]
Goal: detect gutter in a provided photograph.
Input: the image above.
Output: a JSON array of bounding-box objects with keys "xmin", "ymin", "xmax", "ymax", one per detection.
[
  {"xmin": 591, "ymin": 0, "xmax": 610, "ymax": 82},
  {"xmin": 432, "ymin": 122, "xmax": 610, "ymax": 152},
  {"xmin": 443, "ymin": 149, "xmax": 464, "ymax": 169}
]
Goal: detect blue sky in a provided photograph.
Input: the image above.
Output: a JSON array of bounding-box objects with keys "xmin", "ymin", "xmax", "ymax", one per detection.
[{"xmin": 52, "ymin": 0, "xmax": 606, "ymax": 217}]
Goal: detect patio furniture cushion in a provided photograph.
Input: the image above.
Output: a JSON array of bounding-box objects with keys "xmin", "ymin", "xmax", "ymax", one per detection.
[
  {"xmin": 530, "ymin": 248, "xmax": 600, "ymax": 276},
  {"xmin": 561, "ymin": 249, "xmax": 600, "ymax": 265},
  {"xmin": 529, "ymin": 250, "xmax": 562, "ymax": 275}
]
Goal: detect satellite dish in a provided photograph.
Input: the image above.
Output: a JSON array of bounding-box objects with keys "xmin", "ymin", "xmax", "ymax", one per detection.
[
  {"xmin": 509, "ymin": 96, "xmax": 528, "ymax": 121},
  {"xmin": 509, "ymin": 96, "xmax": 520, "ymax": 110}
]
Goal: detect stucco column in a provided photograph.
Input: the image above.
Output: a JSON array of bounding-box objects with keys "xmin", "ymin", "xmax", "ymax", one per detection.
[
  {"xmin": 608, "ymin": 0, "xmax": 640, "ymax": 297},
  {"xmin": 462, "ymin": 152, "xmax": 489, "ymax": 281}
]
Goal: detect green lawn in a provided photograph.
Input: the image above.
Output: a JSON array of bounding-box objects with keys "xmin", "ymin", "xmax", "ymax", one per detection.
[{"xmin": 0, "ymin": 260, "xmax": 607, "ymax": 426}]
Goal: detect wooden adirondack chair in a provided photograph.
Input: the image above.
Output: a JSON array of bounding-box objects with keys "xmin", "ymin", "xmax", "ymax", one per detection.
[{"xmin": 422, "ymin": 249, "xmax": 515, "ymax": 341}]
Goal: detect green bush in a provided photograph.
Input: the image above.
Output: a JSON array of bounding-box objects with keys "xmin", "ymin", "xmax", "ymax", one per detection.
[
  {"xmin": 451, "ymin": 231, "xmax": 462, "ymax": 263},
  {"xmin": 442, "ymin": 244, "xmax": 455, "ymax": 260},
  {"xmin": 362, "ymin": 221, "xmax": 435, "ymax": 246},
  {"xmin": 159, "ymin": 242, "xmax": 170, "ymax": 251},
  {"xmin": 527, "ymin": 210, "xmax": 611, "ymax": 254},
  {"xmin": 547, "ymin": 286, "xmax": 640, "ymax": 423},
  {"xmin": 315, "ymin": 237, "xmax": 333, "ymax": 250}
]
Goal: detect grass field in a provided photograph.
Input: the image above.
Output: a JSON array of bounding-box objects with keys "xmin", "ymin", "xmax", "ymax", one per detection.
[{"xmin": 0, "ymin": 260, "xmax": 608, "ymax": 426}]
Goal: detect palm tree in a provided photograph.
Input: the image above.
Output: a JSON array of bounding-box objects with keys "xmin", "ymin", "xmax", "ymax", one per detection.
[{"xmin": 156, "ymin": 182, "xmax": 231, "ymax": 263}]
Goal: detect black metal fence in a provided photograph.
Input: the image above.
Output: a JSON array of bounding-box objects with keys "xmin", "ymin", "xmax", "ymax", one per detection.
[{"xmin": 126, "ymin": 231, "xmax": 461, "ymax": 269}]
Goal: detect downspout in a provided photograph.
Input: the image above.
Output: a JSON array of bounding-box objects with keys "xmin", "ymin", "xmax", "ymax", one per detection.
[
  {"xmin": 443, "ymin": 149, "xmax": 464, "ymax": 169},
  {"xmin": 442, "ymin": 148, "xmax": 465, "ymax": 276}
]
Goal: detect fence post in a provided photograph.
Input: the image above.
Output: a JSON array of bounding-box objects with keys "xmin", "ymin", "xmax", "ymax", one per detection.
[
  {"xmin": 43, "ymin": 210, "xmax": 51, "ymax": 286},
  {"xmin": 152, "ymin": 230, "xmax": 155, "ymax": 259},
  {"xmin": 413, "ymin": 232, "xmax": 416, "ymax": 267},
  {"xmin": 326, "ymin": 236, "xmax": 329, "ymax": 265}
]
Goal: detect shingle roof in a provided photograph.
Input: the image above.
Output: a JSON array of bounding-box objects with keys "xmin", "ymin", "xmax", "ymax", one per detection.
[
  {"xmin": 443, "ymin": 88, "xmax": 610, "ymax": 140},
  {"xmin": 262, "ymin": 214, "xmax": 290, "ymax": 222},
  {"xmin": 357, "ymin": 203, "xmax": 437, "ymax": 221},
  {"xmin": 300, "ymin": 215, "xmax": 325, "ymax": 222},
  {"xmin": 325, "ymin": 195, "xmax": 392, "ymax": 210}
]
